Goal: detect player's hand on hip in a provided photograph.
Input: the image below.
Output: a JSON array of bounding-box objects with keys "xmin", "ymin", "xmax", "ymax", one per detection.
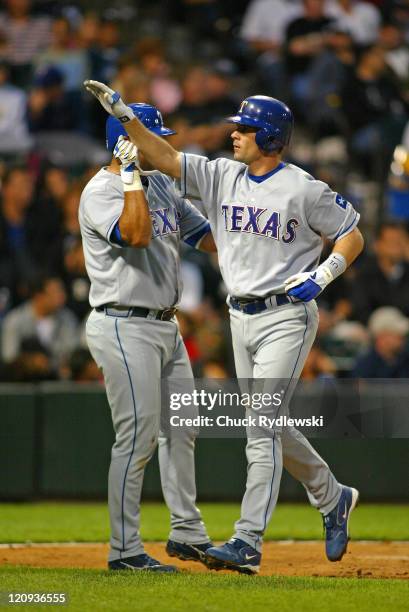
[
  {"xmin": 83, "ymin": 80, "xmax": 135, "ymax": 122},
  {"xmin": 285, "ymin": 253, "xmax": 347, "ymax": 302},
  {"xmin": 284, "ymin": 271, "xmax": 322, "ymax": 302}
]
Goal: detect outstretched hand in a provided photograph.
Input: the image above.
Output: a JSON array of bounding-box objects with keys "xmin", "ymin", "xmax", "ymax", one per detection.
[{"xmin": 84, "ymin": 80, "xmax": 135, "ymax": 123}]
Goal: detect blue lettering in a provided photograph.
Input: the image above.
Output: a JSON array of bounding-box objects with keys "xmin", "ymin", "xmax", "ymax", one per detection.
[
  {"xmin": 150, "ymin": 212, "xmax": 160, "ymax": 237},
  {"xmin": 155, "ymin": 208, "xmax": 177, "ymax": 233},
  {"xmin": 261, "ymin": 211, "xmax": 280, "ymax": 239},
  {"xmin": 283, "ymin": 218, "xmax": 299, "ymax": 244},
  {"xmin": 243, "ymin": 206, "xmax": 266, "ymax": 233},
  {"xmin": 231, "ymin": 206, "xmax": 245, "ymax": 231},
  {"xmin": 221, "ymin": 204, "xmax": 229, "ymax": 230}
]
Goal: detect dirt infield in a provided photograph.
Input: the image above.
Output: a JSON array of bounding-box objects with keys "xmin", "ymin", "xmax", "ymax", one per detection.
[{"xmin": 1, "ymin": 542, "xmax": 408, "ymax": 579}]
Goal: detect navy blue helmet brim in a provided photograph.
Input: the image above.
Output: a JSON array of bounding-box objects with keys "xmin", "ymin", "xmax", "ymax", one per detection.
[
  {"xmin": 225, "ymin": 115, "xmax": 264, "ymax": 128},
  {"xmin": 150, "ymin": 127, "xmax": 176, "ymax": 136}
]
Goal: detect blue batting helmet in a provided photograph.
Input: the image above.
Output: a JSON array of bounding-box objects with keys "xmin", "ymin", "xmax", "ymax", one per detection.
[
  {"xmin": 226, "ymin": 95, "xmax": 293, "ymax": 152},
  {"xmin": 106, "ymin": 103, "xmax": 176, "ymax": 150}
]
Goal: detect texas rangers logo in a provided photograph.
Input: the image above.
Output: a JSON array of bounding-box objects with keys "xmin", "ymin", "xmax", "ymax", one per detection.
[
  {"xmin": 239, "ymin": 100, "xmax": 249, "ymax": 114},
  {"xmin": 221, "ymin": 204, "xmax": 299, "ymax": 243},
  {"xmin": 150, "ymin": 207, "xmax": 180, "ymax": 238}
]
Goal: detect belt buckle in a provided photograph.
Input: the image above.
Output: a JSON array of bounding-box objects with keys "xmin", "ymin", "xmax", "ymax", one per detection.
[
  {"xmin": 160, "ymin": 307, "xmax": 177, "ymax": 321},
  {"xmin": 236, "ymin": 299, "xmax": 249, "ymax": 312}
]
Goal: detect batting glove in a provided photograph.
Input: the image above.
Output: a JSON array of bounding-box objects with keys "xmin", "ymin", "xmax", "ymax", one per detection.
[
  {"xmin": 114, "ymin": 136, "xmax": 143, "ymax": 191},
  {"xmin": 285, "ymin": 253, "xmax": 347, "ymax": 302},
  {"xmin": 83, "ymin": 80, "xmax": 135, "ymax": 123}
]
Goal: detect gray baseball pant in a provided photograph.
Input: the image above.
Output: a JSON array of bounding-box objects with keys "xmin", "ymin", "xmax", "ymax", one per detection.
[
  {"xmin": 230, "ymin": 300, "xmax": 342, "ymax": 552},
  {"xmin": 86, "ymin": 309, "xmax": 209, "ymax": 562}
]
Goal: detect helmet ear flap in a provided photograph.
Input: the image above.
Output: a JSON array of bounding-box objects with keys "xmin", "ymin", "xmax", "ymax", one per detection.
[
  {"xmin": 255, "ymin": 127, "xmax": 269, "ymax": 151},
  {"xmin": 255, "ymin": 127, "xmax": 280, "ymax": 152}
]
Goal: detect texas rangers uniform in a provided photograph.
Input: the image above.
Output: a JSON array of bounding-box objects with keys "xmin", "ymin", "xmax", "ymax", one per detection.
[
  {"xmin": 80, "ymin": 167, "xmax": 211, "ymax": 562},
  {"xmin": 177, "ymin": 155, "xmax": 360, "ymax": 551}
]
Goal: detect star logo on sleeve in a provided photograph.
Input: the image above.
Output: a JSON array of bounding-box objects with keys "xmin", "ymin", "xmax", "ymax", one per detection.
[{"xmin": 335, "ymin": 194, "xmax": 348, "ymax": 210}]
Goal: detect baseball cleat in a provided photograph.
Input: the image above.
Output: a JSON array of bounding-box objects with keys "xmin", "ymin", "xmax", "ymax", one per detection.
[
  {"xmin": 108, "ymin": 553, "xmax": 179, "ymax": 572},
  {"xmin": 323, "ymin": 486, "xmax": 360, "ymax": 562},
  {"xmin": 166, "ymin": 540, "xmax": 213, "ymax": 566},
  {"xmin": 205, "ymin": 538, "xmax": 261, "ymax": 574}
]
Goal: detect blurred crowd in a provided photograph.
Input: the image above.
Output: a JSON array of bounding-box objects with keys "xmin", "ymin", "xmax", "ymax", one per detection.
[{"xmin": 0, "ymin": 0, "xmax": 409, "ymax": 383}]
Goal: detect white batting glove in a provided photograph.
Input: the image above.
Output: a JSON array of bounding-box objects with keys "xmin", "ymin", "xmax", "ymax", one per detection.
[
  {"xmin": 285, "ymin": 253, "xmax": 347, "ymax": 302},
  {"xmin": 114, "ymin": 136, "xmax": 143, "ymax": 191},
  {"xmin": 83, "ymin": 80, "xmax": 135, "ymax": 123}
]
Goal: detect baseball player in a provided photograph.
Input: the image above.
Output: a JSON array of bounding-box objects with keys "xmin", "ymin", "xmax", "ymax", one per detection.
[
  {"xmin": 84, "ymin": 81, "xmax": 364, "ymax": 574},
  {"xmin": 79, "ymin": 103, "xmax": 216, "ymax": 572}
]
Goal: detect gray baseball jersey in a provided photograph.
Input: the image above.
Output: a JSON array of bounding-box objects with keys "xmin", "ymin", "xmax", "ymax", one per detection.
[
  {"xmin": 80, "ymin": 168, "xmax": 211, "ymax": 561},
  {"xmin": 176, "ymin": 153, "xmax": 355, "ymax": 552},
  {"xmin": 177, "ymin": 155, "xmax": 359, "ymax": 297},
  {"xmin": 80, "ymin": 168, "xmax": 210, "ymax": 309}
]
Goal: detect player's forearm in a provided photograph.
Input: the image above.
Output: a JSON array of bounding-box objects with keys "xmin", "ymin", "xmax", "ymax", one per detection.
[
  {"xmin": 119, "ymin": 190, "xmax": 152, "ymax": 248},
  {"xmin": 333, "ymin": 227, "xmax": 364, "ymax": 267},
  {"xmin": 125, "ymin": 118, "xmax": 181, "ymax": 179},
  {"xmin": 285, "ymin": 227, "xmax": 364, "ymax": 301},
  {"xmin": 197, "ymin": 232, "xmax": 217, "ymax": 253}
]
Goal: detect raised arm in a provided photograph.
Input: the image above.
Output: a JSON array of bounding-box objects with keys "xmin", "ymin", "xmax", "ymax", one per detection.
[
  {"xmin": 84, "ymin": 80, "xmax": 181, "ymax": 178},
  {"xmin": 113, "ymin": 137, "xmax": 152, "ymax": 248}
]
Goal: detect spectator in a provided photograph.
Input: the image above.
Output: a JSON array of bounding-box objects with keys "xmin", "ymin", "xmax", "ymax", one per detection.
[
  {"xmin": 176, "ymin": 64, "xmax": 234, "ymax": 154},
  {"xmin": 60, "ymin": 184, "xmax": 82, "ymax": 249},
  {"xmin": 301, "ymin": 344, "xmax": 337, "ymax": 379},
  {"xmin": 0, "ymin": 166, "xmax": 62, "ymax": 305},
  {"xmin": 205, "ymin": 60, "xmax": 239, "ymax": 120},
  {"xmin": 1, "ymin": 338, "xmax": 56, "ymax": 381},
  {"xmin": 0, "ymin": 60, "xmax": 32, "ymax": 155},
  {"xmin": 351, "ymin": 306, "xmax": 409, "ymax": 377},
  {"xmin": 0, "ymin": 167, "xmax": 41, "ymax": 307},
  {"xmin": 306, "ymin": 24, "xmax": 355, "ymax": 136},
  {"xmin": 28, "ymin": 65, "xmax": 82, "ymax": 132},
  {"xmin": 201, "ymin": 360, "xmax": 229, "ymax": 378},
  {"xmin": 350, "ymin": 223, "xmax": 409, "ymax": 324},
  {"xmin": 378, "ymin": 21, "xmax": 409, "ymax": 93},
  {"xmin": 134, "ymin": 37, "xmax": 182, "ymax": 114},
  {"xmin": 87, "ymin": 18, "xmax": 121, "ymax": 84},
  {"xmin": 110, "ymin": 56, "xmax": 151, "ymax": 105},
  {"xmin": 0, "ymin": 0, "xmax": 51, "ymax": 86},
  {"xmin": 175, "ymin": 310, "xmax": 202, "ymax": 368},
  {"xmin": 240, "ymin": 0, "xmax": 302, "ymax": 94},
  {"xmin": 34, "ymin": 17, "xmax": 89, "ymax": 92},
  {"xmin": 241, "ymin": 0, "xmax": 302, "ymax": 57},
  {"xmin": 327, "ymin": 0, "xmax": 381, "ymax": 45},
  {"xmin": 38, "ymin": 166, "xmax": 70, "ymax": 211},
  {"xmin": 77, "ymin": 13, "xmax": 99, "ymax": 51},
  {"xmin": 62, "ymin": 237, "xmax": 91, "ymax": 322},
  {"xmin": 68, "ymin": 347, "xmax": 101, "ymax": 382},
  {"xmin": 341, "ymin": 44, "xmax": 408, "ymax": 176},
  {"xmin": 284, "ymin": 0, "xmax": 334, "ymax": 110},
  {"xmin": 176, "ymin": 64, "xmax": 212, "ymax": 125},
  {"xmin": 1, "ymin": 275, "xmax": 79, "ymax": 368}
]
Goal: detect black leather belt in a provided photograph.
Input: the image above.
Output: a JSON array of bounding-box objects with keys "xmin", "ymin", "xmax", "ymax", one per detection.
[
  {"xmin": 95, "ymin": 305, "xmax": 177, "ymax": 321},
  {"xmin": 229, "ymin": 293, "xmax": 290, "ymax": 315}
]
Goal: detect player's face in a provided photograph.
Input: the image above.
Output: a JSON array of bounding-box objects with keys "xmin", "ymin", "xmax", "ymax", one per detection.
[{"xmin": 231, "ymin": 125, "xmax": 261, "ymax": 164}]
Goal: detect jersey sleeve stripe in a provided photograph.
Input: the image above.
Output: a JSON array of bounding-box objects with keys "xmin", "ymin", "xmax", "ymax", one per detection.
[
  {"xmin": 106, "ymin": 214, "xmax": 121, "ymax": 244},
  {"xmin": 334, "ymin": 211, "xmax": 359, "ymax": 242},
  {"xmin": 183, "ymin": 222, "xmax": 211, "ymax": 247},
  {"xmin": 181, "ymin": 153, "xmax": 187, "ymax": 197},
  {"xmin": 182, "ymin": 219, "xmax": 210, "ymax": 241}
]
